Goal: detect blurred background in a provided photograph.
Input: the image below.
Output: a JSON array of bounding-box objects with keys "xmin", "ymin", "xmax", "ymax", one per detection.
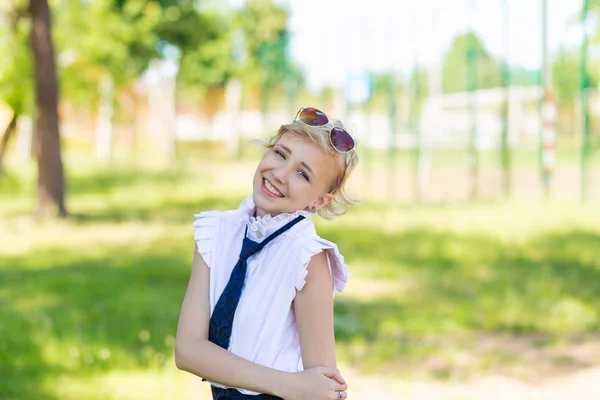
[{"xmin": 1, "ymin": 0, "xmax": 599, "ymax": 399}]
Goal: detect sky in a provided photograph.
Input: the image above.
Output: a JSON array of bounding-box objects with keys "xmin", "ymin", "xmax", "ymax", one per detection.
[{"xmin": 284, "ymin": 0, "xmax": 585, "ymax": 91}]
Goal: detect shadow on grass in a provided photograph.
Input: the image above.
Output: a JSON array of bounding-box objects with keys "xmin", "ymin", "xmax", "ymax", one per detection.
[
  {"xmin": 65, "ymin": 167, "xmax": 190, "ymax": 196},
  {"xmin": 0, "ymin": 306, "xmax": 60, "ymax": 400},
  {"xmin": 324, "ymin": 225, "xmax": 600, "ymax": 375},
  {"xmin": 0, "ymin": 239, "xmax": 192, "ymax": 399},
  {"xmin": 0, "ymin": 165, "xmax": 192, "ymax": 198},
  {"xmin": 68, "ymin": 196, "xmax": 241, "ymax": 224},
  {"xmin": 1, "ymin": 223, "xmax": 599, "ymax": 394}
]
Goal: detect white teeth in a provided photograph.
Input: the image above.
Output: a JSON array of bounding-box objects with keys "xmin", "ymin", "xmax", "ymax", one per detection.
[{"xmin": 264, "ymin": 178, "xmax": 283, "ymax": 197}]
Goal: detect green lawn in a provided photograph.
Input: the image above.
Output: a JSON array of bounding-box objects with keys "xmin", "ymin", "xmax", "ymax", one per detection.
[{"xmin": 1, "ymin": 154, "xmax": 599, "ymax": 399}]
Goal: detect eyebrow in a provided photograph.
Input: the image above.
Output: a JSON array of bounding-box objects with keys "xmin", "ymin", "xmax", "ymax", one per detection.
[{"xmin": 278, "ymin": 144, "xmax": 315, "ymax": 177}]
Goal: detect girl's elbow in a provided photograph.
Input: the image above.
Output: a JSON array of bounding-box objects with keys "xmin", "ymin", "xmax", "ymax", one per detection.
[
  {"xmin": 302, "ymin": 349, "xmax": 338, "ymax": 370},
  {"xmin": 174, "ymin": 344, "xmax": 188, "ymax": 371},
  {"xmin": 174, "ymin": 337, "xmax": 195, "ymax": 371},
  {"xmin": 174, "ymin": 335, "xmax": 209, "ymax": 372}
]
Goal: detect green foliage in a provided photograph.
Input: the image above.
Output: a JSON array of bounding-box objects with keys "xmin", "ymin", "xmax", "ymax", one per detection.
[
  {"xmin": 233, "ymin": 0, "xmax": 298, "ymax": 88},
  {"xmin": 0, "ymin": 5, "xmax": 33, "ymax": 114},
  {"xmin": 590, "ymin": 0, "xmax": 600, "ymax": 26},
  {"xmin": 156, "ymin": 5, "xmax": 220, "ymax": 51},
  {"xmin": 175, "ymin": 10, "xmax": 234, "ymax": 88},
  {"xmin": 553, "ymin": 47, "xmax": 599, "ymax": 105},
  {"xmin": 0, "ymin": 0, "xmax": 301, "ymax": 116},
  {"xmin": 509, "ymin": 66, "xmax": 539, "ymax": 86},
  {"xmin": 407, "ymin": 67, "xmax": 428, "ymax": 116},
  {"xmin": 0, "ymin": 0, "xmax": 166, "ymax": 112},
  {"xmin": 553, "ymin": 48, "xmax": 581, "ymax": 104},
  {"xmin": 53, "ymin": 0, "xmax": 163, "ymax": 109},
  {"xmin": 443, "ymin": 32, "xmax": 501, "ymax": 93},
  {"xmin": 442, "ymin": 31, "xmax": 542, "ymax": 94}
]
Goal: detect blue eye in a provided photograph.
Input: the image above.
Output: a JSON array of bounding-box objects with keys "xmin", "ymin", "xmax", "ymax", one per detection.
[
  {"xmin": 275, "ymin": 149, "xmax": 286, "ymax": 160},
  {"xmin": 298, "ymin": 170, "xmax": 309, "ymax": 182}
]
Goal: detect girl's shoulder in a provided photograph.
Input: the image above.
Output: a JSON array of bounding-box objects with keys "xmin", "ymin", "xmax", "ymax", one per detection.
[
  {"xmin": 192, "ymin": 208, "xmax": 245, "ymax": 267},
  {"xmin": 192, "ymin": 208, "xmax": 351, "ymax": 294},
  {"xmin": 285, "ymin": 220, "xmax": 351, "ymax": 294}
]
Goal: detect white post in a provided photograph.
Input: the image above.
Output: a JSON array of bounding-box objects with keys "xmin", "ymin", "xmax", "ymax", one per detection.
[
  {"xmin": 96, "ymin": 73, "xmax": 114, "ymax": 163},
  {"xmin": 225, "ymin": 78, "xmax": 242, "ymax": 157},
  {"xmin": 162, "ymin": 75, "xmax": 177, "ymax": 161},
  {"xmin": 16, "ymin": 115, "xmax": 33, "ymax": 159},
  {"xmin": 541, "ymin": 0, "xmax": 557, "ymax": 200}
]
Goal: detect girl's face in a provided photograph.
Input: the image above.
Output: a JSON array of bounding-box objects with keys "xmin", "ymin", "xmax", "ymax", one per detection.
[{"xmin": 252, "ymin": 132, "xmax": 340, "ymax": 218}]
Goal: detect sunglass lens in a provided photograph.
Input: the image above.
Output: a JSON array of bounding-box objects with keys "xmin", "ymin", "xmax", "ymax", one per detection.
[
  {"xmin": 330, "ymin": 127, "xmax": 355, "ymax": 152},
  {"xmin": 299, "ymin": 107, "xmax": 329, "ymax": 126}
]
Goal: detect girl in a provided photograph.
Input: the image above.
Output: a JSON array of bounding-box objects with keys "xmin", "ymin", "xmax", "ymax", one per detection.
[{"xmin": 175, "ymin": 107, "xmax": 359, "ymax": 400}]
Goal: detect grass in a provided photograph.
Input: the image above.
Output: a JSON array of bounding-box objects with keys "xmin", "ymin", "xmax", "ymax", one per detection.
[{"xmin": 1, "ymin": 151, "xmax": 599, "ymax": 399}]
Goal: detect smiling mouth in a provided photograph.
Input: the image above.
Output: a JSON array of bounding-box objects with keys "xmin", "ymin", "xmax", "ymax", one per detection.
[{"xmin": 262, "ymin": 178, "xmax": 284, "ymax": 197}]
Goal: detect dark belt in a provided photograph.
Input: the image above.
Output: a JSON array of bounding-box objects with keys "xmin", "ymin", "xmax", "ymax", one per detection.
[{"xmin": 211, "ymin": 386, "xmax": 283, "ymax": 399}]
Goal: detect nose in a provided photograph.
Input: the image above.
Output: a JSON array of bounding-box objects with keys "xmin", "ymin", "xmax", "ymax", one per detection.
[{"xmin": 272, "ymin": 164, "xmax": 291, "ymax": 185}]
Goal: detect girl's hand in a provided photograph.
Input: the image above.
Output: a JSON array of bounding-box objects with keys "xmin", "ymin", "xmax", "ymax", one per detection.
[{"xmin": 279, "ymin": 366, "xmax": 348, "ymax": 400}]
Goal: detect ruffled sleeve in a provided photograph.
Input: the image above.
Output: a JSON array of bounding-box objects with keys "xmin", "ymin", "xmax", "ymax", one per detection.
[
  {"xmin": 192, "ymin": 211, "xmax": 221, "ymax": 268},
  {"xmin": 294, "ymin": 236, "xmax": 351, "ymax": 296}
]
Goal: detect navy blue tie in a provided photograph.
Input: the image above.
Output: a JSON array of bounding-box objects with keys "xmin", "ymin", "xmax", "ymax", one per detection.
[{"xmin": 208, "ymin": 215, "xmax": 306, "ymax": 351}]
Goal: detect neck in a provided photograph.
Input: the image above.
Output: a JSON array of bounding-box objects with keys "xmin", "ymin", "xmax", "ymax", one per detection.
[{"xmin": 254, "ymin": 207, "xmax": 277, "ymax": 219}]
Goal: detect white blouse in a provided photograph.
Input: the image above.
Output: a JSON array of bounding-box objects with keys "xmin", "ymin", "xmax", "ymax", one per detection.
[{"xmin": 192, "ymin": 196, "xmax": 350, "ymax": 396}]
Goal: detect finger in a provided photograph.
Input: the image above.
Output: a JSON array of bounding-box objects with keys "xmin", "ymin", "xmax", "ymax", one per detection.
[
  {"xmin": 321, "ymin": 368, "xmax": 346, "ymax": 385},
  {"xmin": 325, "ymin": 375, "xmax": 347, "ymax": 390},
  {"xmin": 327, "ymin": 378, "xmax": 347, "ymax": 392}
]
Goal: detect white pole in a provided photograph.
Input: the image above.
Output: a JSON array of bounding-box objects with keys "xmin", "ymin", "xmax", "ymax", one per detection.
[{"xmin": 96, "ymin": 73, "xmax": 114, "ymax": 163}]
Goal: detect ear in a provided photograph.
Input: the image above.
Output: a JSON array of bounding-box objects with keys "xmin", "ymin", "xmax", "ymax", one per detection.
[{"xmin": 312, "ymin": 193, "xmax": 335, "ymax": 211}]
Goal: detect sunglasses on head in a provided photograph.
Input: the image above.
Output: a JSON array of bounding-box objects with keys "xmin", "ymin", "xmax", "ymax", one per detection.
[{"xmin": 293, "ymin": 107, "xmax": 355, "ymax": 154}]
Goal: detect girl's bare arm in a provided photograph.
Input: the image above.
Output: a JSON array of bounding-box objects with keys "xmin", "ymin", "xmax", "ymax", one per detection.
[
  {"xmin": 175, "ymin": 250, "xmax": 346, "ymax": 399},
  {"xmin": 293, "ymin": 251, "xmax": 339, "ymax": 369}
]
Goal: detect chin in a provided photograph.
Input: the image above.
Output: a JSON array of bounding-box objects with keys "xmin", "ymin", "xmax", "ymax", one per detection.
[
  {"xmin": 251, "ymin": 191, "xmax": 263, "ymax": 206},
  {"xmin": 251, "ymin": 191, "xmax": 273, "ymax": 213},
  {"xmin": 254, "ymin": 193, "xmax": 292, "ymax": 217}
]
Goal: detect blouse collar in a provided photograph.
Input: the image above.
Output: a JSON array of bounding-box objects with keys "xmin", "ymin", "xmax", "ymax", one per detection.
[{"xmin": 238, "ymin": 196, "xmax": 311, "ymax": 241}]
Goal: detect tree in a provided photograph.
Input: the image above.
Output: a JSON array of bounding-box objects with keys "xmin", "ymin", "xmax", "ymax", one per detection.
[
  {"xmin": 29, "ymin": 0, "xmax": 66, "ymax": 217},
  {"xmin": 234, "ymin": 0, "xmax": 290, "ymax": 84},
  {"xmin": 56, "ymin": 0, "xmax": 234, "ymax": 160},
  {"xmin": 553, "ymin": 48, "xmax": 582, "ymax": 105},
  {"xmin": 54, "ymin": 0, "xmax": 163, "ymax": 110},
  {"xmin": 442, "ymin": 32, "xmax": 501, "ymax": 94},
  {"xmin": 233, "ymin": 0, "xmax": 302, "ymax": 106}
]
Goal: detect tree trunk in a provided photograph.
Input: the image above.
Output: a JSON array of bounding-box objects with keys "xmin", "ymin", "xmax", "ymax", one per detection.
[
  {"xmin": 0, "ymin": 113, "xmax": 18, "ymax": 173},
  {"xmin": 29, "ymin": 0, "xmax": 67, "ymax": 217}
]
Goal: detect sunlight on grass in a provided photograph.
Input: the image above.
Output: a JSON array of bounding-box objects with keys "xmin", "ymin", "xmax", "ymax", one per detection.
[{"xmin": 49, "ymin": 366, "xmax": 212, "ymax": 400}]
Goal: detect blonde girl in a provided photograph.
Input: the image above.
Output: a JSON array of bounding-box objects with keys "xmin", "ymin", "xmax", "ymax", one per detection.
[{"xmin": 176, "ymin": 107, "xmax": 359, "ymax": 400}]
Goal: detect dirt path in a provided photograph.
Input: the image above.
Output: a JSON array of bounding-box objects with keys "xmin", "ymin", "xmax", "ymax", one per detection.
[
  {"xmin": 342, "ymin": 365, "xmax": 600, "ymax": 399},
  {"xmin": 343, "ymin": 337, "xmax": 600, "ymax": 399},
  {"xmin": 179, "ymin": 363, "xmax": 599, "ymax": 400},
  {"xmin": 335, "ymin": 282, "xmax": 600, "ymax": 399}
]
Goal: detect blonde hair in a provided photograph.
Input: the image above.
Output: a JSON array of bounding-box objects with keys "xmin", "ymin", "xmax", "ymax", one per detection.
[{"xmin": 253, "ymin": 120, "xmax": 360, "ymax": 220}]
